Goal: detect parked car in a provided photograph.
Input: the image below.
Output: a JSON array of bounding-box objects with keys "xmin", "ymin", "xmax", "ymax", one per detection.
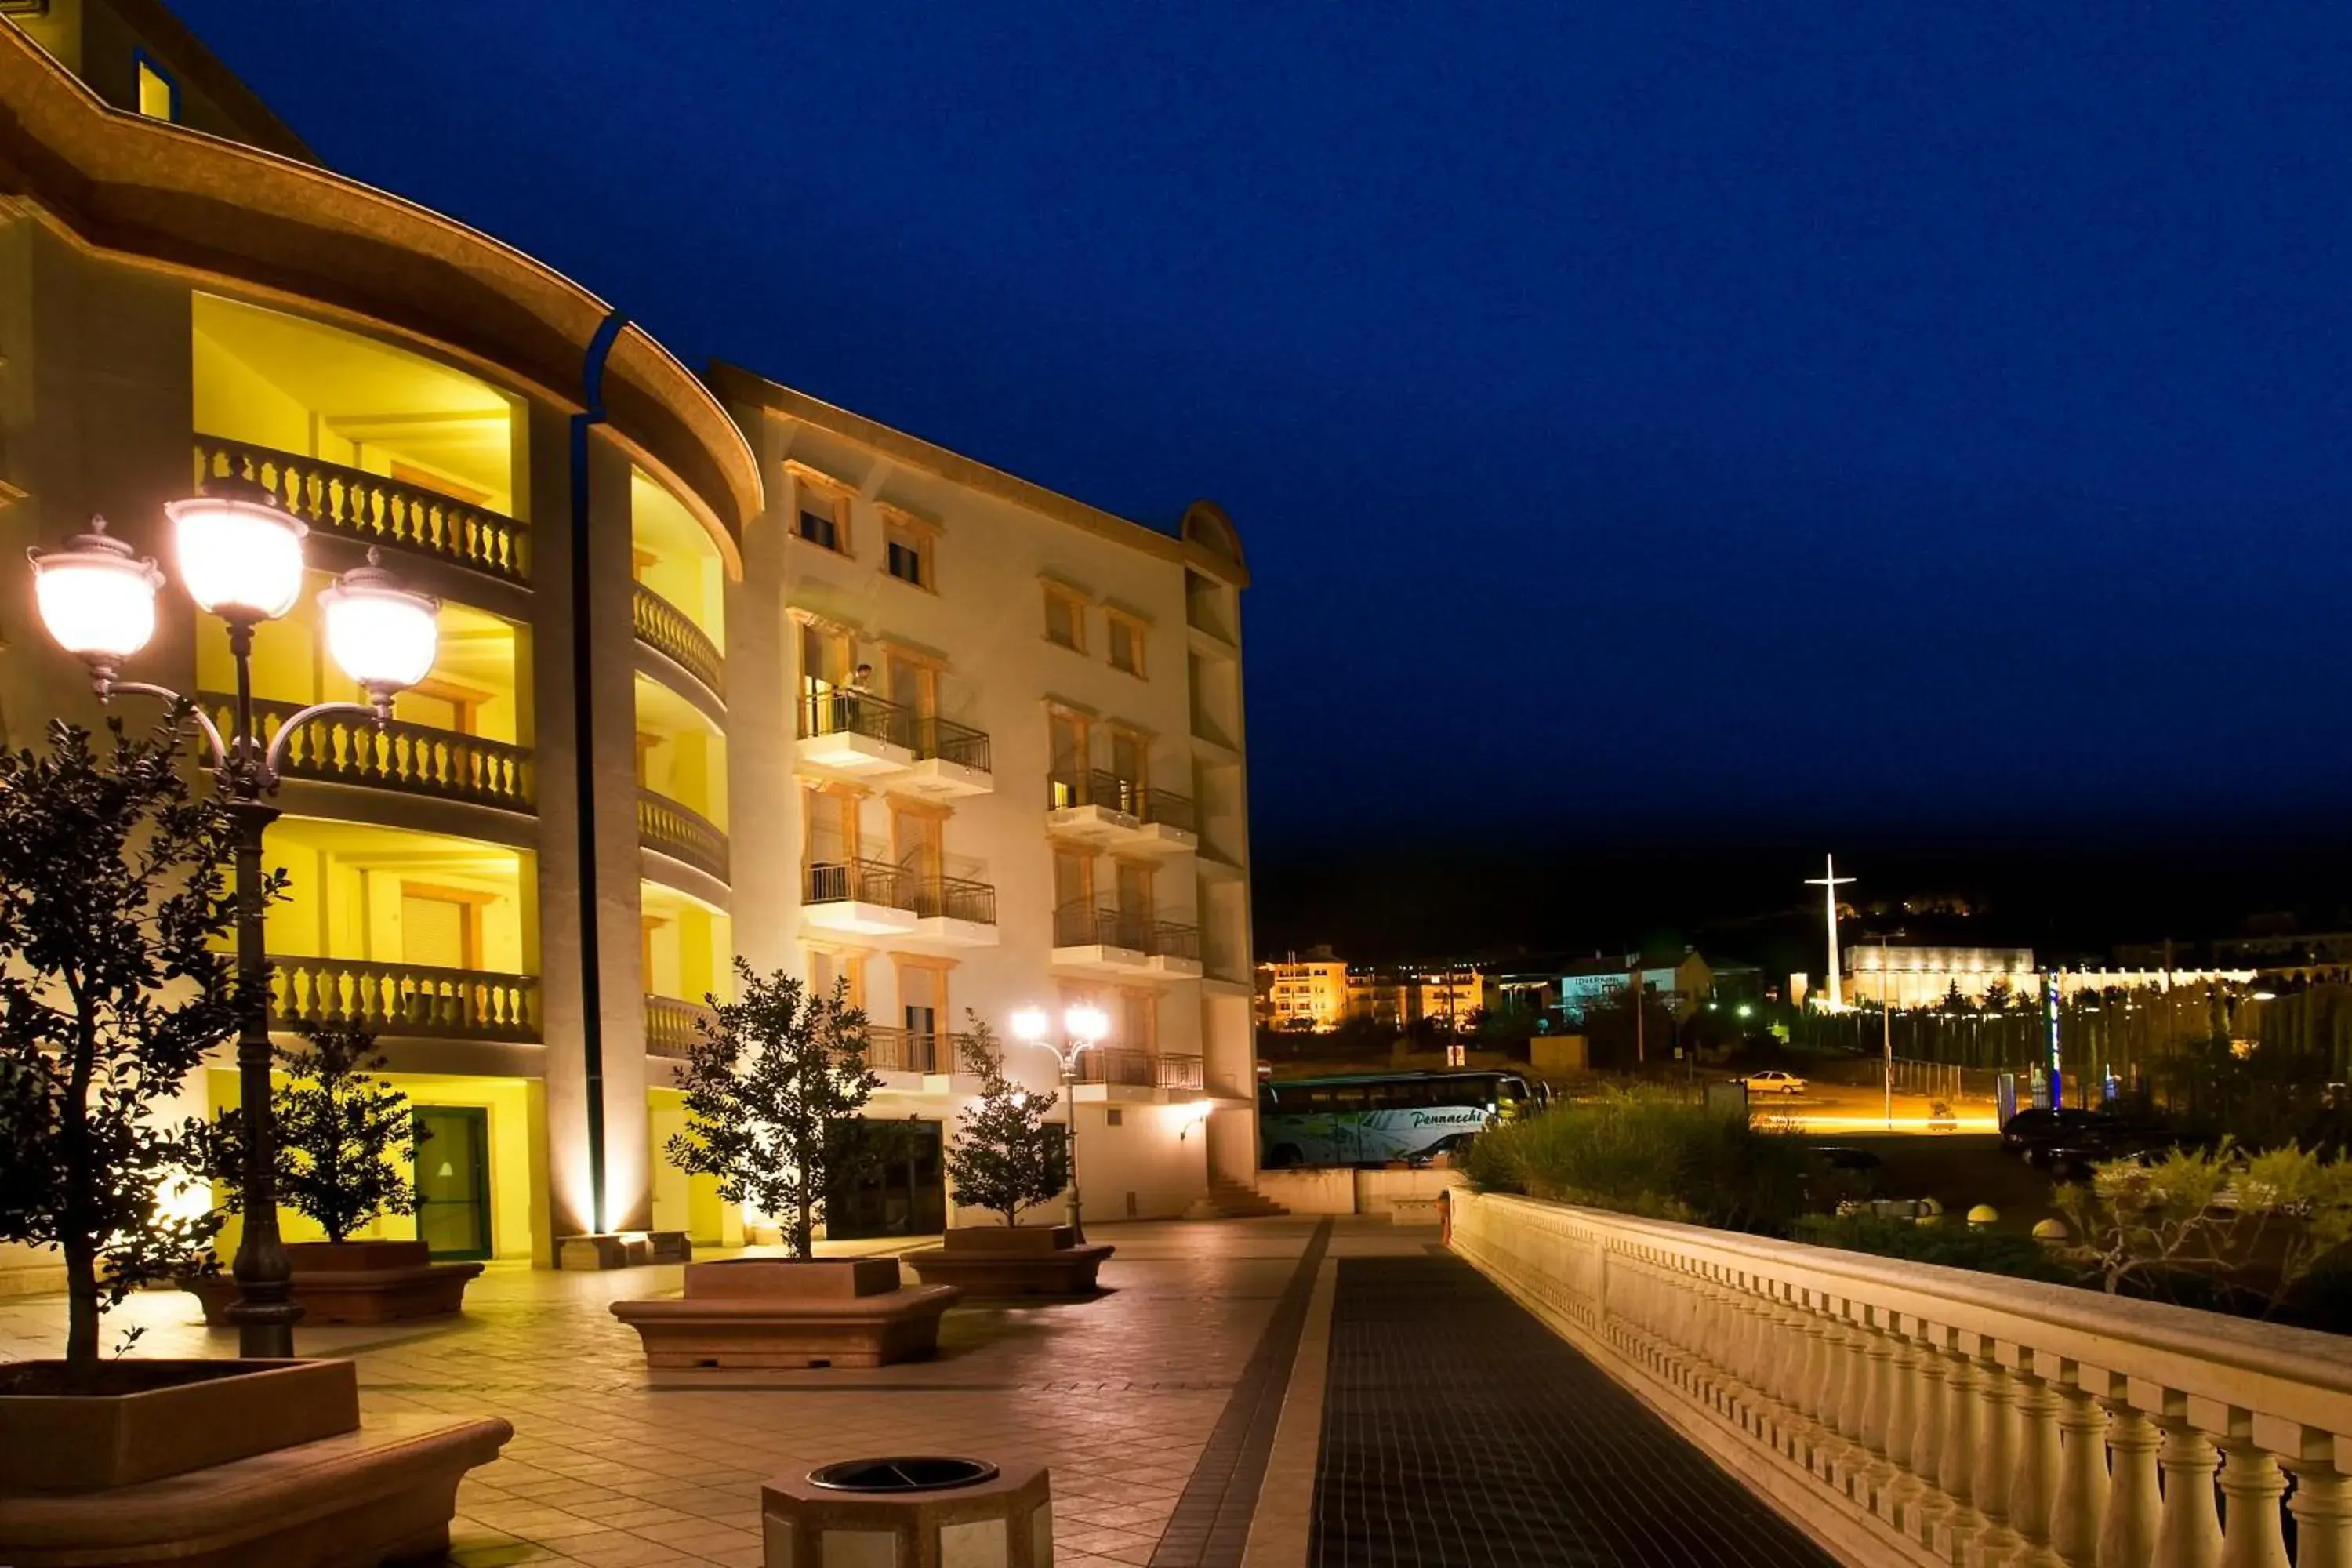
[
  {"xmin": 1999, "ymin": 1106, "xmax": 2116, "ymax": 1160},
  {"xmin": 1737, "ymin": 1069, "xmax": 1808, "ymax": 1096}
]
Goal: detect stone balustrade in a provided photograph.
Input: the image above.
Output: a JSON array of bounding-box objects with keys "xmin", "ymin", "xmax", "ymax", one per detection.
[
  {"xmin": 1449, "ymin": 1188, "xmax": 2352, "ymax": 1568},
  {"xmin": 632, "ymin": 582, "xmax": 724, "ymax": 698},
  {"xmin": 638, "ymin": 789, "xmax": 728, "ymax": 883},
  {"xmin": 194, "ymin": 434, "xmax": 528, "ymax": 585}
]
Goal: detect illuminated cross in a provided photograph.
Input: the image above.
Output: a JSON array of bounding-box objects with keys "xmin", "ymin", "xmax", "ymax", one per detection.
[{"xmin": 1806, "ymin": 854, "xmax": 1856, "ymax": 1010}]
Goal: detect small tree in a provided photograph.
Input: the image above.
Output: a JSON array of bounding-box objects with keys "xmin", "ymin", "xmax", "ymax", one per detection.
[
  {"xmin": 943, "ymin": 1015, "xmax": 1064, "ymax": 1227},
  {"xmin": 665, "ymin": 960, "xmax": 880, "ymax": 1258},
  {"xmin": 0, "ymin": 717, "xmax": 254, "ymax": 1385},
  {"xmin": 212, "ymin": 1020, "xmax": 425, "ymax": 1244}
]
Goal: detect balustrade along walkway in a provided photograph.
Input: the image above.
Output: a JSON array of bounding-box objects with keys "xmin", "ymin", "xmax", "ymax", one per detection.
[{"xmin": 1311, "ymin": 1252, "xmax": 1836, "ymax": 1567}]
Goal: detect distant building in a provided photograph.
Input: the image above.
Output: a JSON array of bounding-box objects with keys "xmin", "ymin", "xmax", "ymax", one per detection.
[
  {"xmin": 1258, "ymin": 949, "xmax": 1348, "ymax": 1031},
  {"xmin": 1843, "ymin": 946, "xmax": 2038, "ymax": 1008},
  {"xmin": 1560, "ymin": 950, "xmax": 1714, "ymax": 1022},
  {"xmin": 1413, "ymin": 967, "xmax": 1486, "ymax": 1032}
]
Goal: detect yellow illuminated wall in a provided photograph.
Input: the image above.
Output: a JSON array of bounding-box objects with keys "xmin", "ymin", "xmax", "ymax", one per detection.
[
  {"xmin": 192, "ymin": 293, "xmax": 521, "ymax": 517},
  {"xmin": 631, "ymin": 467, "xmax": 725, "ymax": 645},
  {"xmin": 207, "ymin": 1069, "xmax": 549, "ymax": 1265},
  {"xmin": 263, "ymin": 818, "xmax": 535, "ymax": 976},
  {"xmin": 634, "ymin": 674, "xmax": 728, "ymax": 827},
  {"xmin": 647, "ymin": 1087, "xmax": 736, "ymax": 1247},
  {"xmin": 640, "ymin": 880, "xmax": 733, "ymax": 1005}
]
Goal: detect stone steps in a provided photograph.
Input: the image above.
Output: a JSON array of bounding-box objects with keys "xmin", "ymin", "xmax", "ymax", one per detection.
[{"xmin": 1185, "ymin": 1176, "xmax": 1292, "ymax": 1220}]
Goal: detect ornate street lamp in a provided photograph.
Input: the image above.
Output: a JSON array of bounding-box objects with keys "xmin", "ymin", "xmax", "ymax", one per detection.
[
  {"xmin": 30, "ymin": 481, "xmax": 439, "ymax": 1358},
  {"xmin": 1008, "ymin": 1001, "xmax": 1109, "ymax": 1243}
]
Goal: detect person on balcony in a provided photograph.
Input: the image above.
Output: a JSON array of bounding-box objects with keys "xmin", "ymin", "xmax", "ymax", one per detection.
[{"xmin": 836, "ymin": 663, "xmax": 873, "ymax": 734}]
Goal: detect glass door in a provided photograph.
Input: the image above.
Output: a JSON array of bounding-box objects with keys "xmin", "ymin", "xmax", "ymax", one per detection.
[{"xmin": 414, "ymin": 1105, "xmax": 492, "ymax": 1260}]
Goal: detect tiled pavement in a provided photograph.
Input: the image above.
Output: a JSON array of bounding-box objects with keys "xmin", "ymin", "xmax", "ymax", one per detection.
[
  {"xmin": 0, "ymin": 1219, "xmax": 1418, "ymax": 1568},
  {"xmin": 1309, "ymin": 1254, "xmax": 1838, "ymax": 1568}
]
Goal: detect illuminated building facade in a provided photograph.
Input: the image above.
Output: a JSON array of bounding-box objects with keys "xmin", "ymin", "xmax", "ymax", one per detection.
[{"xmin": 0, "ymin": 2, "xmax": 1254, "ymax": 1293}]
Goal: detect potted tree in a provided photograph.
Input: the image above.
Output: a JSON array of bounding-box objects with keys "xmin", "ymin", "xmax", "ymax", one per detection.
[
  {"xmin": 610, "ymin": 960, "xmax": 958, "ymax": 1369},
  {"xmin": 187, "ymin": 1020, "xmax": 484, "ymax": 1324},
  {"xmin": 0, "ymin": 717, "xmax": 507, "ymax": 1559},
  {"xmin": 908, "ymin": 1018, "xmax": 1113, "ymax": 1294}
]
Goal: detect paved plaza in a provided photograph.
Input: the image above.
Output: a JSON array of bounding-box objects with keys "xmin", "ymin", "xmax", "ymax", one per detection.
[{"xmin": 0, "ymin": 1218, "xmax": 1831, "ymax": 1566}]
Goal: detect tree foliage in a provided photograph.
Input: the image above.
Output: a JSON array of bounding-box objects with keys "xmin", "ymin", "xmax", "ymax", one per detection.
[
  {"xmin": 212, "ymin": 1020, "xmax": 424, "ymax": 1244},
  {"xmin": 943, "ymin": 1015, "xmax": 1064, "ymax": 1226},
  {"xmin": 0, "ymin": 717, "xmax": 257, "ymax": 1381},
  {"xmin": 663, "ymin": 960, "xmax": 880, "ymax": 1258},
  {"xmin": 2056, "ymin": 1140, "xmax": 2352, "ymax": 1316}
]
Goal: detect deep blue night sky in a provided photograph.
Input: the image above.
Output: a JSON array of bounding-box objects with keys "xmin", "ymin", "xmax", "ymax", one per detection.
[{"xmin": 170, "ymin": 5, "xmax": 2352, "ymax": 943}]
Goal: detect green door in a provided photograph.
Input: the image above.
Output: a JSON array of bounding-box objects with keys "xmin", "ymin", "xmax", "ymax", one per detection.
[{"xmin": 414, "ymin": 1106, "xmax": 492, "ymax": 1261}]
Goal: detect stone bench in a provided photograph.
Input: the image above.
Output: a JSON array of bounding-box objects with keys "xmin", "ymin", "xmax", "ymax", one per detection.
[
  {"xmin": 1387, "ymin": 1196, "xmax": 1444, "ymax": 1225},
  {"xmin": 0, "ymin": 1411, "xmax": 511, "ymax": 1568}
]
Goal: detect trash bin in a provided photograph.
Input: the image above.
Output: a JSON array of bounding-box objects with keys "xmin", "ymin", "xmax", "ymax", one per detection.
[{"xmin": 764, "ymin": 1454, "xmax": 1052, "ymax": 1566}]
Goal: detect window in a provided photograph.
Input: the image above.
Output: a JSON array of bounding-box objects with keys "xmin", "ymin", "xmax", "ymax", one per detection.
[
  {"xmin": 882, "ymin": 513, "xmax": 937, "ymax": 590},
  {"xmin": 1043, "ymin": 585, "xmax": 1086, "ymax": 652},
  {"xmin": 1107, "ymin": 613, "xmax": 1145, "ymax": 677},
  {"xmin": 797, "ymin": 496, "xmax": 844, "ymax": 552},
  {"xmin": 135, "ymin": 54, "xmax": 176, "ymax": 122}
]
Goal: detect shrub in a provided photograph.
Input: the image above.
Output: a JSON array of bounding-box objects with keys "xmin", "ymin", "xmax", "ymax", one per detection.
[
  {"xmin": 1461, "ymin": 1088, "xmax": 1815, "ymax": 1234},
  {"xmin": 1793, "ymin": 1214, "xmax": 2078, "ymax": 1283}
]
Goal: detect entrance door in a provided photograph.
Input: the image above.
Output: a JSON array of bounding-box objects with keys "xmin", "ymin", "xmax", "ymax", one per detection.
[
  {"xmin": 823, "ymin": 1118, "xmax": 946, "ymax": 1240},
  {"xmin": 414, "ymin": 1106, "xmax": 492, "ymax": 1260}
]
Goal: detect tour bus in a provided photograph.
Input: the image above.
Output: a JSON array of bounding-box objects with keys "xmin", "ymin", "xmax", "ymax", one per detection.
[{"xmin": 1258, "ymin": 1069, "xmax": 1540, "ymax": 1168}]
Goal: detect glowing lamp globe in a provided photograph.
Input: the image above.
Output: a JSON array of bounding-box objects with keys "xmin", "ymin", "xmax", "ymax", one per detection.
[
  {"xmin": 1065, "ymin": 1004, "xmax": 1109, "ymax": 1044},
  {"xmin": 27, "ymin": 518, "xmax": 163, "ymax": 670},
  {"xmin": 317, "ymin": 550, "xmax": 439, "ymax": 702},
  {"xmin": 165, "ymin": 482, "xmax": 307, "ymax": 621},
  {"xmin": 1009, "ymin": 1007, "xmax": 1049, "ymax": 1043}
]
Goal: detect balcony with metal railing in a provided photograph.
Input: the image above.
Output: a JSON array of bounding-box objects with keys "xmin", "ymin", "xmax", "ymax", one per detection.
[
  {"xmin": 205, "ymin": 692, "xmax": 532, "ymax": 816},
  {"xmin": 906, "ymin": 870, "xmax": 1000, "ymax": 946},
  {"xmin": 270, "ymin": 955, "xmax": 538, "ymax": 1042},
  {"xmin": 905, "ymin": 713, "xmax": 993, "ymax": 797},
  {"xmin": 793, "ymin": 690, "xmax": 993, "ymax": 796},
  {"xmin": 1074, "ymin": 1047, "xmax": 1206, "ymax": 1095},
  {"xmin": 638, "ymin": 789, "xmax": 728, "ymax": 884},
  {"xmin": 1044, "ymin": 770, "xmax": 1197, "ymax": 854},
  {"xmin": 632, "ymin": 583, "xmax": 724, "ymax": 702},
  {"xmin": 194, "ymin": 435, "xmax": 528, "ymax": 586},
  {"xmin": 802, "ymin": 856, "xmax": 918, "ymax": 936},
  {"xmin": 864, "ymin": 1025, "xmax": 946, "ymax": 1076}
]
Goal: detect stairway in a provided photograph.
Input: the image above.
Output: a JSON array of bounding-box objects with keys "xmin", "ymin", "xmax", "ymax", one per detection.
[{"xmin": 1183, "ymin": 1174, "xmax": 1293, "ymax": 1221}]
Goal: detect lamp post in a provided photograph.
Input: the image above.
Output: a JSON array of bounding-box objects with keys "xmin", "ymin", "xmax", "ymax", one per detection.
[
  {"xmin": 1008, "ymin": 1001, "xmax": 1109, "ymax": 1243},
  {"xmin": 30, "ymin": 482, "xmax": 440, "ymax": 1358}
]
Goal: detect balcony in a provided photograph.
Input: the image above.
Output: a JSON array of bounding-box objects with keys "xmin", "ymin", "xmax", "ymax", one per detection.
[
  {"xmin": 194, "ymin": 435, "xmax": 528, "ymax": 586},
  {"xmin": 270, "ymin": 955, "xmax": 537, "ymax": 1042},
  {"xmin": 901, "ymin": 871, "xmax": 999, "ymax": 947},
  {"xmin": 1075, "ymin": 1048, "xmax": 1205, "ymax": 1096},
  {"xmin": 865, "ymin": 1025, "xmax": 946, "ymax": 1075},
  {"xmin": 903, "ymin": 715, "xmax": 993, "ymax": 797},
  {"xmin": 633, "ymin": 583, "xmax": 724, "ymax": 701},
  {"xmin": 794, "ymin": 695, "xmax": 994, "ymax": 796},
  {"xmin": 644, "ymin": 993, "xmax": 719, "ymax": 1060},
  {"xmin": 1052, "ymin": 902, "xmax": 1152, "ymax": 975},
  {"xmin": 638, "ymin": 789, "xmax": 729, "ymax": 884},
  {"xmin": 802, "ymin": 857, "xmax": 917, "ymax": 936},
  {"xmin": 209, "ymin": 693, "xmax": 532, "ymax": 815},
  {"xmin": 1149, "ymin": 920, "xmax": 1204, "ymax": 979},
  {"xmin": 1044, "ymin": 771, "xmax": 1197, "ymax": 854},
  {"xmin": 796, "ymin": 690, "xmax": 916, "ymax": 775}
]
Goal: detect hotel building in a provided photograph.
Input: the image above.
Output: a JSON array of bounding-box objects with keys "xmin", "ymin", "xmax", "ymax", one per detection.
[{"xmin": 0, "ymin": 1, "xmax": 1257, "ymax": 1290}]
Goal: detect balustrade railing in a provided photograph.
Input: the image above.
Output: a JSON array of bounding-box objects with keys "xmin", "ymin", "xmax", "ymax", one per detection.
[
  {"xmin": 1142, "ymin": 787, "xmax": 1196, "ymax": 833},
  {"xmin": 1152, "ymin": 921, "xmax": 1202, "ymax": 962},
  {"xmin": 800, "ymin": 688, "xmax": 909, "ymax": 747},
  {"xmin": 1450, "ymin": 1189, "xmax": 2352, "ymax": 1568},
  {"xmin": 1044, "ymin": 769, "xmax": 1191, "ymax": 831},
  {"xmin": 907, "ymin": 872, "xmax": 997, "ymax": 926},
  {"xmin": 865, "ymin": 1025, "xmax": 945, "ymax": 1074},
  {"xmin": 1076, "ymin": 1049, "xmax": 1203, "ymax": 1091},
  {"xmin": 638, "ymin": 789, "xmax": 728, "ymax": 882},
  {"xmin": 644, "ymin": 994, "xmax": 720, "ymax": 1058},
  {"xmin": 912, "ymin": 714, "xmax": 992, "ymax": 775},
  {"xmin": 270, "ymin": 955, "xmax": 537, "ymax": 1041},
  {"xmin": 803, "ymin": 857, "xmax": 911, "ymax": 910},
  {"xmin": 204, "ymin": 692, "xmax": 532, "ymax": 812},
  {"xmin": 194, "ymin": 435, "xmax": 528, "ymax": 584},
  {"xmin": 632, "ymin": 583, "xmax": 724, "ymax": 698}
]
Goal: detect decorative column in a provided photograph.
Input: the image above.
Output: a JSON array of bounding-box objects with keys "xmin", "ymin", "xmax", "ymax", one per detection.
[
  {"xmin": 1965, "ymin": 1348, "xmax": 2021, "ymax": 1566},
  {"xmin": 2006, "ymin": 1350, "xmax": 2064, "ymax": 1566},
  {"xmin": 1933, "ymin": 1345, "xmax": 1980, "ymax": 1559},
  {"xmin": 1902, "ymin": 1324, "xmax": 1953, "ymax": 1542},
  {"xmin": 2151, "ymin": 1409, "xmax": 2223, "ymax": 1568},
  {"xmin": 2099, "ymin": 1399, "xmax": 2164, "ymax": 1568},
  {"xmin": 2045, "ymin": 1369, "xmax": 2109, "ymax": 1567},
  {"xmin": 2285, "ymin": 1436, "xmax": 2352, "ymax": 1568},
  {"xmin": 2214, "ymin": 1433, "xmax": 2287, "ymax": 1568}
]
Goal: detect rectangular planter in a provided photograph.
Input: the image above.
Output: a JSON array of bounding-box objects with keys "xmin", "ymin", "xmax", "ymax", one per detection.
[
  {"xmin": 181, "ymin": 1243, "xmax": 483, "ymax": 1326},
  {"xmin": 613, "ymin": 1261, "xmax": 958, "ymax": 1369},
  {"xmin": 0, "ymin": 1358, "xmax": 359, "ymax": 1495},
  {"xmin": 684, "ymin": 1257, "xmax": 903, "ymax": 1300},
  {"xmin": 941, "ymin": 1225, "xmax": 1075, "ymax": 1254},
  {"xmin": 906, "ymin": 1228, "xmax": 1113, "ymax": 1295}
]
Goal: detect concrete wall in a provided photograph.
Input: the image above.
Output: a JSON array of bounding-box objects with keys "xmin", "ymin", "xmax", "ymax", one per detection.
[{"xmin": 1255, "ymin": 1167, "xmax": 1467, "ymax": 1216}]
